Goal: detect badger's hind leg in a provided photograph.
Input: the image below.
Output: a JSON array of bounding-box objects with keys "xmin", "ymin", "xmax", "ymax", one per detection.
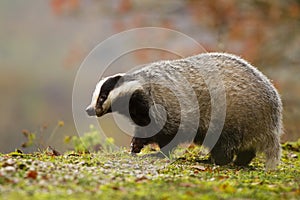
[
  {"xmin": 234, "ymin": 149, "xmax": 256, "ymax": 166},
  {"xmin": 210, "ymin": 144, "xmax": 234, "ymax": 166},
  {"xmin": 209, "ymin": 131, "xmax": 241, "ymax": 166}
]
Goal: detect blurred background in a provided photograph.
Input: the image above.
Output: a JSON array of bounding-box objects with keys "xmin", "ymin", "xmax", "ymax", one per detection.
[{"xmin": 0, "ymin": 0, "xmax": 299, "ymax": 153}]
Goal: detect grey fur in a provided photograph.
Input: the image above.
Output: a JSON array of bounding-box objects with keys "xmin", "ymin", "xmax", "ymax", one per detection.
[{"xmin": 88, "ymin": 52, "xmax": 283, "ymax": 170}]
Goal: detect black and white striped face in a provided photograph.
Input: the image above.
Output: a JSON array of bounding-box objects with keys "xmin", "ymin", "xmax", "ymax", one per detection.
[
  {"xmin": 86, "ymin": 74, "xmax": 124, "ymax": 117},
  {"xmin": 86, "ymin": 73, "xmax": 143, "ymax": 117}
]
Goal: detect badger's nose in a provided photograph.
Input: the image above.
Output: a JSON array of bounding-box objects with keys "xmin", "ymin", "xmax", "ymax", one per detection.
[{"xmin": 86, "ymin": 106, "xmax": 96, "ymax": 116}]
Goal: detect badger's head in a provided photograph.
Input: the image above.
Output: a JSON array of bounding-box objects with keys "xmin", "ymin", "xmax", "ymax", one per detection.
[
  {"xmin": 86, "ymin": 73, "xmax": 124, "ymax": 117},
  {"xmin": 86, "ymin": 73, "xmax": 144, "ymax": 117}
]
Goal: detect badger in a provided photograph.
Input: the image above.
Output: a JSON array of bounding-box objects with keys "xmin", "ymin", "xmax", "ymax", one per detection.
[{"xmin": 86, "ymin": 52, "xmax": 283, "ymax": 169}]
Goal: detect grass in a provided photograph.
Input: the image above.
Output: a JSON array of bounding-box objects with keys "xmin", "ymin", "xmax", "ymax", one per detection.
[{"xmin": 0, "ymin": 140, "xmax": 299, "ymax": 200}]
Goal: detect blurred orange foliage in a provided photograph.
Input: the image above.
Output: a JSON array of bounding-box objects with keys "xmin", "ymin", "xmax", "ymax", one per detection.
[
  {"xmin": 118, "ymin": 0, "xmax": 132, "ymax": 13},
  {"xmin": 50, "ymin": 0, "xmax": 79, "ymax": 16}
]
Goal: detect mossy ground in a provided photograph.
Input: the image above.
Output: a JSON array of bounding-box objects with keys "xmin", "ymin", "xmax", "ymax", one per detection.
[{"xmin": 0, "ymin": 141, "xmax": 299, "ymax": 200}]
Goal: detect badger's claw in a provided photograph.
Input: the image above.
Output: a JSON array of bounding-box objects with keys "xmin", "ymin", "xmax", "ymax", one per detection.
[
  {"xmin": 130, "ymin": 142, "xmax": 143, "ymax": 154},
  {"xmin": 130, "ymin": 137, "xmax": 148, "ymax": 154}
]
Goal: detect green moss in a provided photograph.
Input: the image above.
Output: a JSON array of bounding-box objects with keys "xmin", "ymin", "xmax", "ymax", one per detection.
[{"xmin": 0, "ymin": 142, "xmax": 300, "ymax": 200}]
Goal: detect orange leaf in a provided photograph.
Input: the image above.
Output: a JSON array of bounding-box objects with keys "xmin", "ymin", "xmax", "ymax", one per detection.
[{"xmin": 26, "ymin": 170, "xmax": 38, "ymax": 179}]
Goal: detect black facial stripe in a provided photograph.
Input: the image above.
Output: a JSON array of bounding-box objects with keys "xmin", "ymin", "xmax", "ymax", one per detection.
[{"xmin": 96, "ymin": 75, "xmax": 123, "ymax": 106}]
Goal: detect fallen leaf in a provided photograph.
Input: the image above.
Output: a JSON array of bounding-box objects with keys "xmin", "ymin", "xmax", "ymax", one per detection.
[
  {"xmin": 26, "ymin": 170, "xmax": 38, "ymax": 179},
  {"xmin": 135, "ymin": 176, "xmax": 148, "ymax": 183},
  {"xmin": 291, "ymin": 154, "xmax": 298, "ymax": 159},
  {"xmin": 179, "ymin": 183, "xmax": 196, "ymax": 188},
  {"xmin": 191, "ymin": 165, "xmax": 207, "ymax": 171},
  {"xmin": 48, "ymin": 146, "xmax": 61, "ymax": 156}
]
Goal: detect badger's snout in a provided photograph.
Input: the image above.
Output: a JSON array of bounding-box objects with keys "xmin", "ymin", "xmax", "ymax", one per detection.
[{"xmin": 86, "ymin": 106, "xmax": 96, "ymax": 116}]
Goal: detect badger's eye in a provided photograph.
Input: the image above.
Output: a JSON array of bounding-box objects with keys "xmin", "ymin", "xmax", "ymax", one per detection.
[{"xmin": 99, "ymin": 95, "xmax": 106, "ymax": 102}]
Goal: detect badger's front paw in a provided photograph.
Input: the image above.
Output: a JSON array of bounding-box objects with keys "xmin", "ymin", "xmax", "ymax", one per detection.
[{"xmin": 130, "ymin": 137, "xmax": 147, "ymax": 154}]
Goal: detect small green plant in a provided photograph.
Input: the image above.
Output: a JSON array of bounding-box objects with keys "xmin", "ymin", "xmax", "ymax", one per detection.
[
  {"xmin": 67, "ymin": 125, "xmax": 116, "ymax": 153},
  {"xmin": 21, "ymin": 120, "xmax": 65, "ymax": 151},
  {"xmin": 21, "ymin": 130, "xmax": 36, "ymax": 148}
]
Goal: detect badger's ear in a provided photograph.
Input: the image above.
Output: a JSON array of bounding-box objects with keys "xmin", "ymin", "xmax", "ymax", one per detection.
[
  {"xmin": 99, "ymin": 74, "xmax": 125, "ymax": 96},
  {"xmin": 106, "ymin": 73, "xmax": 126, "ymax": 90},
  {"xmin": 113, "ymin": 74, "xmax": 124, "ymax": 87}
]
